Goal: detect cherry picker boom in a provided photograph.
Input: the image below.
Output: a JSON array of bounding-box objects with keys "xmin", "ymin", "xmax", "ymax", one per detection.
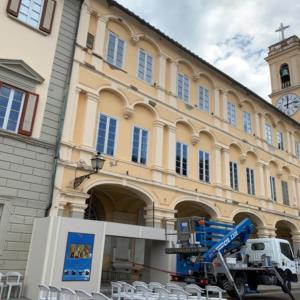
[{"xmin": 165, "ymin": 217, "xmax": 297, "ymax": 300}]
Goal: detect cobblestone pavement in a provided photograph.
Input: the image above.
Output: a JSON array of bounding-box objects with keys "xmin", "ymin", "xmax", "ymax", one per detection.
[{"xmin": 244, "ymin": 289, "xmax": 300, "ymax": 299}]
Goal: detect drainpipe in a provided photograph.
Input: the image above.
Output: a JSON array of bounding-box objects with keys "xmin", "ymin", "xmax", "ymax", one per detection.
[{"xmin": 45, "ymin": 0, "xmax": 84, "ymax": 216}]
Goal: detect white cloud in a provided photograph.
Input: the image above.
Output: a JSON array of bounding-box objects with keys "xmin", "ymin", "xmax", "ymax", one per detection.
[{"xmin": 115, "ymin": 0, "xmax": 300, "ymax": 100}]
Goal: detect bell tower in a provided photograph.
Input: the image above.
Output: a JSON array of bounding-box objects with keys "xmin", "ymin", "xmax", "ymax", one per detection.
[{"xmin": 266, "ymin": 24, "xmax": 300, "ymax": 122}]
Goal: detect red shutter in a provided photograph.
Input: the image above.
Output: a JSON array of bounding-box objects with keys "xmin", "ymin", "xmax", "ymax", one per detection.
[
  {"xmin": 6, "ymin": 0, "xmax": 21, "ymax": 17},
  {"xmin": 39, "ymin": 0, "xmax": 56, "ymax": 34},
  {"xmin": 18, "ymin": 92, "xmax": 39, "ymax": 136}
]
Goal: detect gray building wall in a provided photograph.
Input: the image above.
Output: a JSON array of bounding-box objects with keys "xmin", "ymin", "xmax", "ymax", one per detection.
[{"xmin": 0, "ymin": 0, "xmax": 82, "ymax": 272}]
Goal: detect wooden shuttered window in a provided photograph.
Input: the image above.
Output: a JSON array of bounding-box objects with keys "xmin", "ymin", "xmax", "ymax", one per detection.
[
  {"xmin": 6, "ymin": 0, "xmax": 21, "ymax": 17},
  {"xmin": 18, "ymin": 92, "xmax": 39, "ymax": 136},
  {"xmin": 39, "ymin": 0, "xmax": 57, "ymax": 34},
  {"xmin": 7, "ymin": 0, "xmax": 56, "ymax": 34}
]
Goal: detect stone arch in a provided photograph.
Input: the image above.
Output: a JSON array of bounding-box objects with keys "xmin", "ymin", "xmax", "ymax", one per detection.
[
  {"xmin": 176, "ymin": 58, "xmax": 196, "ymax": 76},
  {"xmin": 264, "ymin": 112, "xmax": 275, "ymax": 126},
  {"xmin": 241, "ymin": 99, "xmax": 256, "ymax": 113},
  {"xmin": 231, "ymin": 209, "xmax": 266, "ymax": 238},
  {"xmin": 198, "ymin": 72, "xmax": 216, "ymax": 89},
  {"xmin": 175, "ymin": 119, "xmax": 196, "ymax": 136},
  {"xmin": 172, "ymin": 196, "xmax": 221, "ymax": 219},
  {"xmin": 97, "ymin": 85, "xmax": 130, "ymax": 107},
  {"xmin": 228, "ymin": 142, "xmax": 243, "ymax": 154},
  {"xmin": 245, "ymin": 149, "xmax": 258, "ymax": 161},
  {"xmin": 275, "ymin": 219, "xmax": 298, "ymax": 248},
  {"xmin": 104, "ymin": 14, "xmax": 135, "ymax": 37},
  {"xmin": 226, "ymin": 89, "xmax": 242, "ymax": 105},
  {"xmin": 132, "ymin": 101, "xmax": 159, "ymax": 120},
  {"xmin": 135, "ymin": 34, "xmax": 162, "ymax": 55},
  {"xmin": 198, "ymin": 127, "xmax": 217, "ymax": 143}
]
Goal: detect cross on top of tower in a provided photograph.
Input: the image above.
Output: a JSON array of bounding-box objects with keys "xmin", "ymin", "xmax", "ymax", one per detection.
[{"xmin": 275, "ymin": 22, "xmax": 290, "ymax": 40}]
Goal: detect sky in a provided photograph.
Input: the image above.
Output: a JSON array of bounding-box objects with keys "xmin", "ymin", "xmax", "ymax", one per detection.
[{"xmin": 115, "ymin": 0, "xmax": 300, "ymax": 101}]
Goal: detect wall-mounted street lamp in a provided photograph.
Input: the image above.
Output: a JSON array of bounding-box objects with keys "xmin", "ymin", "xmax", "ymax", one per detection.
[{"xmin": 74, "ymin": 152, "xmax": 105, "ymax": 189}]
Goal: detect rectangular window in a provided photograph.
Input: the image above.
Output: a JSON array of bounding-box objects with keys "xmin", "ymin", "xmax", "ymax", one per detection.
[
  {"xmin": 0, "ymin": 84, "xmax": 25, "ymax": 133},
  {"xmin": 230, "ymin": 161, "xmax": 239, "ymax": 191},
  {"xmin": 138, "ymin": 49, "xmax": 153, "ymax": 84},
  {"xmin": 96, "ymin": 114, "xmax": 117, "ymax": 156},
  {"xmin": 198, "ymin": 86, "xmax": 209, "ymax": 112},
  {"xmin": 199, "ymin": 150, "xmax": 210, "ymax": 183},
  {"xmin": 106, "ymin": 31, "xmax": 125, "ymax": 69},
  {"xmin": 18, "ymin": 0, "xmax": 44, "ymax": 28},
  {"xmin": 277, "ymin": 131, "xmax": 284, "ymax": 150},
  {"xmin": 243, "ymin": 111, "xmax": 251, "ymax": 133},
  {"xmin": 270, "ymin": 176, "xmax": 277, "ymax": 201},
  {"xmin": 246, "ymin": 167, "xmax": 255, "ymax": 195},
  {"xmin": 227, "ymin": 102, "xmax": 236, "ymax": 126},
  {"xmin": 176, "ymin": 142, "xmax": 188, "ymax": 176},
  {"xmin": 131, "ymin": 126, "xmax": 148, "ymax": 164},
  {"xmin": 177, "ymin": 73, "xmax": 189, "ymax": 103},
  {"xmin": 282, "ymin": 181, "xmax": 289, "ymax": 206},
  {"xmin": 265, "ymin": 123, "xmax": 272, "ymax": 144},
  {"xmin": 295, "ymin": 142, "xmax": 300, "ymax": 159}
]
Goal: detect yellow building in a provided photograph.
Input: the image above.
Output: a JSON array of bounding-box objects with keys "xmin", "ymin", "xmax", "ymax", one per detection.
[{"xmin": 51, "ymin": 0, "xmax": 300, "ymax": 265}]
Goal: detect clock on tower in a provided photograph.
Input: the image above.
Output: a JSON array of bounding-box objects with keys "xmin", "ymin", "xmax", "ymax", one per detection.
[{"xmin": 276, "ymin": 94, "xmax": 300, "ymax": 116}]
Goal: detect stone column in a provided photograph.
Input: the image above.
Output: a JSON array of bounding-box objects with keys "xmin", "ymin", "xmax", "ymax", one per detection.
[
  {"xmin": 170, "ymin": 61, "xmax": 178, "ymax": 96},
  {"xmin": 214, "ymin": 88, "xmax": 220, "ymax": 117},
  {"xmin": 166, "ymin": 125, "xmax": 176, "ymax": 186},
  {"xmin": 144, "ymin": 205, "xmax": 176, "ymax": 228},
  {"xmin": 289, "ymin": 175, "xmax": 298, "ymax": 206},
  {"xmin": 260, "ymin": 114, "xmax": 266, "ymax": 141},
  {"xmin": 77, "ymin": 1, "xmax": 91, "ymax": 47},
  {"xmin": 93, "ymin": 15, "xmax": 108, "ymax": 70},
  {"xmin": 286, "ymin": 131, "xmax": 292, "ymax": 153},
  {"xmin": 157, "ymin": 54, "xmax": 167, "ymax": 101},
  {"xmin": 223, "ymin": 147, "xmax": 231, "ymax": 188},
  {"xmin": 264, "ymin": 164, "xmax": 272, "ymax": 200},
  {"xmin": 81, "ymin": 92, "xmax": 99, "ymax": 149},
  {"xmin": 257, "ymin": 227, "xmax": 276, "ymax": 238},
  {"xmin": 215, "ymin": 145, "xmax": 223, "ymax": 186},
  {"xmin": 296, "ymin": 179, "xmax": 300, "ymax": 207},
  {"xmin": 291, "ymin": 133, "xmax": 296, "ymax": 156},
  {"xmin": 254, "ymin": 113, "xmax": 261, "ymax": 138},
  {"xmin": 62, "ymin": 86, "xmax": 81, "ymax": 143},
  {"xmin": 292, "ymin": 232, "xmax": 300, "ymax": 258},
  {"xmin": 152, "ymin": 120, "xmax": 165, "ymax": 182},
  {"xmin": 222, "ymin": 91, "xmax": 228, "ymax": 121},
  {"xmin": 256, "ymin": 161, "xmax": 266, "ymax": 198}
]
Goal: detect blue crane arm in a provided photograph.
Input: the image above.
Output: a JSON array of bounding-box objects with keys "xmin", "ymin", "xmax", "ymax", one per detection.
[{"xmin": 202, "ymin": 218, "xmax": 255, "ymax": 263}]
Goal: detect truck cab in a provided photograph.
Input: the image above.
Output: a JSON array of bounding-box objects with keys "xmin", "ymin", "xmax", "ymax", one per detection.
[{"xmin": 246, "ymin": 238, "xmax": 298, "ymax": 281}]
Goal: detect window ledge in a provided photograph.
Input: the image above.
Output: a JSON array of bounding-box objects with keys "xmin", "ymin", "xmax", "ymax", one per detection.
[{"xmin": 7, "ymin": 14, "xmax": 48, "ymax": 36}]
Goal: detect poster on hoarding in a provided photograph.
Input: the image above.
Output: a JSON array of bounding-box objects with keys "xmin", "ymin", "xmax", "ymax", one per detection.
[{"xmin": 62, "ymin": 232, "xmax": 95, "ymax": 281}]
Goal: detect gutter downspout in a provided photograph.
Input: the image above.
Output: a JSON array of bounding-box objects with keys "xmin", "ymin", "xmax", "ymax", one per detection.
[{"xmin": 45, "ymin": 0, "xmax": 84, "ymax": 216}]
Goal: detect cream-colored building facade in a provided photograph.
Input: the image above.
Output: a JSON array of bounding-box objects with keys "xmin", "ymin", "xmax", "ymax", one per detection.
[{"xmin": 51, "ymin": 0, "xmax": 300, "ymax": 259}]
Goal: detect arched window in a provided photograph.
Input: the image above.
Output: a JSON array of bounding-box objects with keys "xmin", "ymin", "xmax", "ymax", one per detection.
[{"xmin": 280, "ymin": 64, "xmax": 291, "ymax": 88}]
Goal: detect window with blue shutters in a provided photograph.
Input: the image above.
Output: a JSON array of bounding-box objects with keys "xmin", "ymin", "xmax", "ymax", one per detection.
[
  {"xmin": 243, "ymin": 111, "xmax": 251, "ymax": 133},
  {"xmin": 176, "ymin": 142, "xmax": 188, "ymax": 176},
  {"xmin": 265, "ymin": 123, "xmax": 272, "ymax": 144},
  {"xmin": 227, "ymin": 102, "xmax": 236, "ymax": 126},
  {"xmin": 96, "ymin": 114, "xmax": 117, "ymax": 156},
  {"xmin": 138, "ymin": 49, "xmax": 153, "ymax": 84},
  {"xmin": 177, "ymin": 73, "xmax": 189, "ymax": 102},
  {"xmin": 199, "ymin": 86, "xmax": 209, "ymax": 112},
  {"xmin": 0, "ymin": 85, "xmax": 25, "ymax": 133},
  {"xmin": 246, "ymin": 167, "xmax": 255, "ymax": 195},
  {"xmin": 230, "ymin": 161, "xmax": 239, "ymax": 190},
  {"xmin": 199, "ymin": 150, "xmax": 210, "ymax": 183},
  {"xmin": 131, "ymin": 126, "xmax": 148, "ymax": 164},
  {"xmin": 282, "ymin": 180, "xmax": 289, "ymax": 205},
  {"xmin": 106, "ymin": 32, "xmax": 125, "ymax": 69}
]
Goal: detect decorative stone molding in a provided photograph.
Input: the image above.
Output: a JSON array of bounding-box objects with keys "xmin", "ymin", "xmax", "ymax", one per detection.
[
  {"xmin": 122, "ymin": 107, "xmax": 134, "ymax": 119},
  {"xmin": 130, "ymin": 35, "xmax": 140, "ymax": 45},
  {"xmin": 152, "ymin": 120, "xmax": 165, "ymax": 128},
  {"xmin": 191, "ymin": 135, "xmax": 199, "ymax": 146},
  {"xmin": 239, "ymin": 154, "xmax": 247, "ymax": 164},
  {"xmin": 276, "ymin": 169, "xmax": 283, "ymax": 178}
]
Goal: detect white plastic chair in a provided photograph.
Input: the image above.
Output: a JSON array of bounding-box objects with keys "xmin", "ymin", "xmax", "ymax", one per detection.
[
  {"xmin": 184, "ymin": 284, "xmax": 206, "ymax": 300},
  {"xmin": 152, "ymin": 287, "xmax": 177, "ymax": 300},
  {"xmin": 75, "ymin": 289, "xmax": 93, "ymax": 300},
  {"xmin": 165, "ymin": 283, "xmax": 184, "ymax": 293},
  {"xmin": 5, "ymin": 272, "xmax": 22, "ymax": 299},
  {"xmin": 38, "ymin": 284, "xmax": 50, "ymax": 300},
  {"xmin": 92, "ymin": 292, "xmax": 113, "ymax": 300},
  {"xmin": 111, "ymin": 282, "xmax": 124, "ymax": 300},
  {"xmin": 134, "ymin": 284, "xmax": 159, "ymax": 300},
  {"xmin": 49, "ymin": 286, "xmax": 61, "ymax": 300},
  {"xmin": 148, "ymin": 282, "xmax": 164, "ymax": 292},
  {"xmin": 0, "ymin": 273, "xmax": 5, "ymax": 300},
  {"xmin": 132, "ymin": 281, "xmax": 148, "ymax": 288},
  {"xmin": 171, "ymin": 288, "xmax": 191, "ymax": 300},
  {"xmin": 205, "ymin": 286, "xmax": 227, "ymax": 300},
  {"xmin": 61, "ymin": 287, "xmax": 77, "ymax": 300}
]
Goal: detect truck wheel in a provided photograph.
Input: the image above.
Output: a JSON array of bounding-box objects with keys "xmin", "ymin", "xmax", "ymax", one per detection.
[
  {"xmin": 248, "ymin": 281, "xmax": 258, "ymax": 291},
  {"xmin": 281, "ymin": 280, "xmax": 292, "ymax": 293},
  {"xmin": 226, "ymin": 277, "xmax": 246, "ymax": 299}
]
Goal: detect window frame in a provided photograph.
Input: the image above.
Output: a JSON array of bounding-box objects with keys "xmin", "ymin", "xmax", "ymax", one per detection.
[
  {"xmin": 281, "ymin": 180, "xmax": 289, "ymax": 206},
  {"xmin": 230, "ymin": 161, "xmax": 239, "ymax": 191},
  {"xmin": 198, "ymin": 85, "xmax": 209, "ymax": 112},
  {"xmin": 137, "ymin": 48, "xmax": 154, "ymax": 85},
  {"xmin": 265, "ymin": 123, "xmax": 272, "ymax": 144},
  {"xmin": 95, "ymin": 113, "xmax": 118, "ymax": 157},
  {"xmin": 106, "ymin": 31, "xmax": 126, "ymax": 69},
  {"xmin": 246, "ymin": 167, "xmax": 255, "ymax": 195},
  {"xmin": 177, "ymin": 73, "xmax": 190, "ymax": 103},
  {"xmin": 199, "ymin": 150, "xmax": 210, "ymax": 183},
  {"xmin": 131, "ymin": 125, "xmax": 149, "ymax": 165},
  {"xmin": 277, "ymin": 131, "xmax": 284, "ymax": 150},
  {"xmin": 270, "ymin": 176, "xmax": 277, "ymax": 201},
  {"xmin": 176, "ymin": 141, "xmax": 188, "ymax": 176},
  {"xmin": 243, "ymin": 111, "xmax": 252, "ymax": 134},
  {"xmin": 295, "ymin": 141, "xmax": 300, "ymax": 159},
  {"xmin": 18, "ymin": 0, "xmax": 45, "ymax": 29},
  {"xmin": 227, "ymin": 101, "xmax": 236, "ymax": 126}
]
